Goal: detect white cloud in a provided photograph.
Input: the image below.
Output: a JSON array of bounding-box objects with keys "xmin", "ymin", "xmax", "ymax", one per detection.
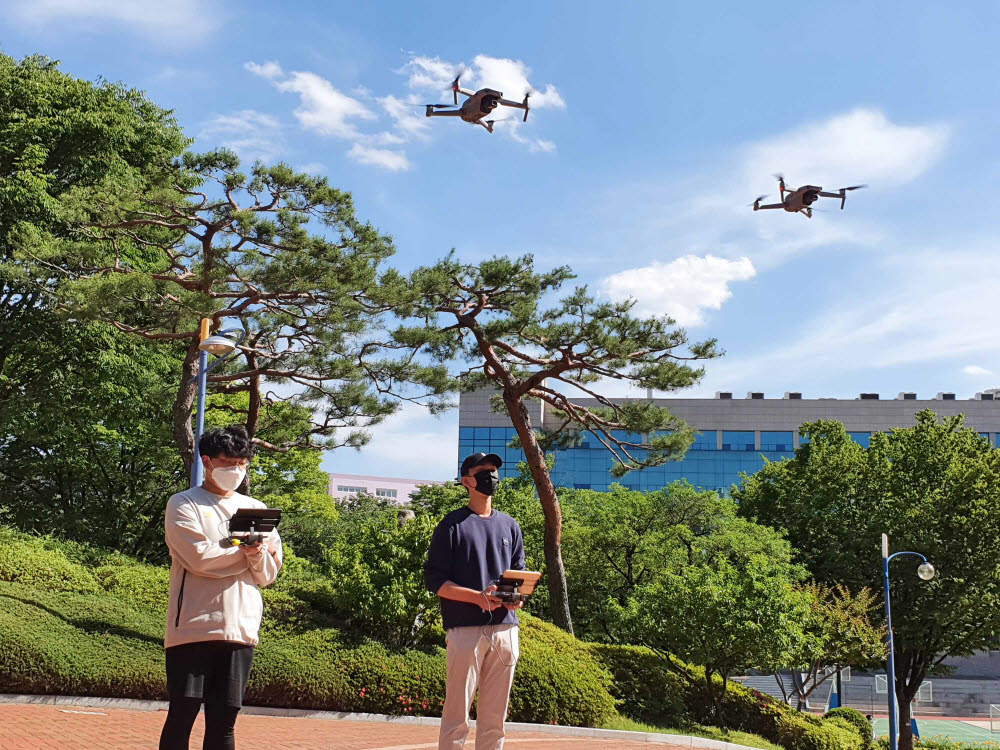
[
  {"xmin": 603, "ymin": 108, "xmax": 949, "ymax": 274},
  {"xmin": 686, "ymin": 246, "xmax": 1000, "ymax": 395},
  {"xmin": 199, "ymin": 110, "xmax": 284, "ymax": 163},
  {"xmin": 746, "ymin": 109, "xmax": 949, "ymax": 189},
  {"xmin": 246, "ymin": 61, "xmax": 375, "ymax": 140},
  {"xmin": 322, "ymin": 404, "xmax": 458, "ymax": 481},
  {"xmin": 600, "ymin": 255, "xmax": 756, "ymax": 326},
  {"xmin": 244, "ymin": 54, "xmax": 563, "ymax": 170},
  {"xmin": 7, "ymin": 0, "xmax": 223, "ymax": 44},
  {"xmin": 379, "ymin": 94, "xmax": 433, "ymax": 141},
  {"xmin": 297, "ymin": 162, "xmax": 327, "ymax": 175},
  {"xmin": 963, "ymin": 365, "xmax": 993, "ymax": 376},
  {"xmin": 400, "ymin": 56, "xmax": 459, "ymax": 92},
  {"xmin": 346, "ymin": 144, "xmax": 412, "ymax": 172},
  {"xmin": 399, "ymin": 53, "xmax": 563, "ymax": 154}
]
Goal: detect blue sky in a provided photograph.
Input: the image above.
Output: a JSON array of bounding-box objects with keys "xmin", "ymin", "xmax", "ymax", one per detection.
[{"xmin": 4, "ymin": 1, "xmax": 1000, "ymax": 480}]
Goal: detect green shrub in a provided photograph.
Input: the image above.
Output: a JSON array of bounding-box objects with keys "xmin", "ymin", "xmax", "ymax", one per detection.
[
  {"xmin": 0, "ymin": 533, "xmax": 100, "ymax": 594},
  {"xmin": 824, "ymin": 708, "xmax": 873, "ymax": 748},
  {"xmin": 671, "ymin": 663, "xmax": 861, "ymax": 750},
  {"xmin": 587, "ymin": 642, "xmax": 687, "ymax": 726},
  {"xmin": 91, "ymin": 555, "xmax": 170, "ymax": 611},
  {"xmin": 0, "ymin": 577, "xmax": 617, "ymax": 727},
  {"xmin": 509, "ymin": 616, "xmax": 618, "ymax": 726}
]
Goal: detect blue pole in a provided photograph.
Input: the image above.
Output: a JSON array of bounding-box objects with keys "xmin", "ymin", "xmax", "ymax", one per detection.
[
  {"xmin": 190, "ymin": 348, "xmax": 208, "ymax": 488},
  {"xmin": 883, "ymin": 551, "xmax": 898, "ymax": 750},
  {"xmin": 882, "ymin": 535, "xmax": 932, "ymax": 750}
]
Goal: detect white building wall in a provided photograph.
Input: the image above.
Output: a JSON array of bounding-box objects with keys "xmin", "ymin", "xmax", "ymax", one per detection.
[{"xmin": 327, "ymin": 473, "xmax": 446, "ymax": 505}]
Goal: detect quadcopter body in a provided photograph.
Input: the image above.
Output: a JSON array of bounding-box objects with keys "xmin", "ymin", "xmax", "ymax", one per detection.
[
  {"xmin": 752, "ymin": 175, "xmax": 866, "ymax": 218},
  {"xmin": 425, "ymin": 76, "xmax": 530, "ymax": 133}
]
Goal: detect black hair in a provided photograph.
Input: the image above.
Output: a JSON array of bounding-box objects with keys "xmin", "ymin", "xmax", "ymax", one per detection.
[{"xmin": 199, "ymin": 425, "xmax": 254, "ymax": 460}]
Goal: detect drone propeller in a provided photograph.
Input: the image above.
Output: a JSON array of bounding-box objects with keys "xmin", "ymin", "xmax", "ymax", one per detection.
[
  {"xmin": 748, "ymin": 195, "xmax": 767, "ymax": 206},
  {"xmin": 522, "ymin": 92, "xmax": 531, "ymax": 122},
  {"xmin": 451, "ymin": 73, "xmax": 463, "ymax": 105},
  {"xmin": 426, "ymin": 104, "xmax": 452, "ymax": 108},
  {"xmin": 837, "ymin": 184, "xmax": 867, "ymax": 209}
]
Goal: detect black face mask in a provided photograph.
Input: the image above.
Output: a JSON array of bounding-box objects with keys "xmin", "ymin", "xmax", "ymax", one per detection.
[{"xmin": 472, "ymin": 469, "xmax": 500, "ymax": 496}]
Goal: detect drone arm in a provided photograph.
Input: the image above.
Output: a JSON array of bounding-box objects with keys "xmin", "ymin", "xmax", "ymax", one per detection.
[
  {"xmin": 499, "ymin": 95, "xmax": 531, "ymax": 122},
  {"xmin": 455, "ymin": 87, "xmax": 476, "ymax": 99},
  {"xmin": 426, "ymin": 109, "xmax": 464, "ymax": 117},
  {"xmin": 818, "ymin": 191, "xmax": 842, "ymax": 198},
  {"xmin": 754, "ymin": 203, "xmax": 785, "ymax": 210}
]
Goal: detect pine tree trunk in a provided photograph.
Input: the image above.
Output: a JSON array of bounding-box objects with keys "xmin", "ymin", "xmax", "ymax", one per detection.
[
  {"xmin": 502, "ymin": 391, "xmax": 574, "ymax": 635},
  {"xmin": 172, "ymin": 340, "xmax": 201, "ymax": 477}
]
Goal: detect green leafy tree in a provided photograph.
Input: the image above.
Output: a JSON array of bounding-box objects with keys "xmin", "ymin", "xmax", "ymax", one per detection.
[
  {"xmin": 0, "ymin": 320, "xmax": 185, "ymax": 556},
  {"xmin": 0, "ymin": 53, "xmax": 190, "ymax": 546},
  {"xmin": 734, "ymin": 412, "xmax": 1000, "ymax": 750},
  {"xmin": 562, "ymin": 482, "xmax": 790, "ymax": 642},
  {"xmin": 14, "ymin": 150, "xmax": 453, "ymax": 474},
  {"xmin": 392, "ymin": 253, "xmax": 719, "ymax": 633},
  {"xmin": 622, "ymin": 552, "xmax": 811, "ymax": 722},
  {"xmin": 320, "ymin": 502, "xmax": 441, "ymax": 646},
  {"xmin": 1, "ymin": 52, "xmax": 188, "ymax": 340},
  {"xmin": 774, "ymin": 585, "xmax": 886, "ymax": 709}
]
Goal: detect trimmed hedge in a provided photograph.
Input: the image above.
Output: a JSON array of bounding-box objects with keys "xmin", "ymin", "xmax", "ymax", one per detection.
[
  {"xmin": 588, "ymin": 642, "xmax": 688, "ymax": 726},
  {"xmin": 675, "ymin": 667, "xmax": 862, "ymax": 750},
  {"xmin": 825, "ymin": 708, "xmax": 874, "ymax": 749},
  {"xmin": 0, "ymin": 527, "xmax": 619, "ymax": 726},
  {"xmin": 0, "ymin": 527, "xmax": 858, "ymax": 750}
]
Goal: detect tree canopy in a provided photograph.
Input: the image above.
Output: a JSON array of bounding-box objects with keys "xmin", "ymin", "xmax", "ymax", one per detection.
[
  {"xmin": 391, "ymin": 253, "xmax": 719, "ymax": 633},
  {"xmin": 734, "ymin": 412, "xmax": 1000, "ymax": 750},
  {"xmin": 13, "ymin": 150, "xmax": 454, "ymax": 472}
]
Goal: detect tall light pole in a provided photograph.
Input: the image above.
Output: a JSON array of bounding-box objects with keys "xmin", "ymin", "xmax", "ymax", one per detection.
[
  {"xmin": 188, "ymin": 318, "xmax": 246, "ymax": 487},
  {"xmin": 882, "ymin": 533, "xmax": 936, "ymax": 750}
]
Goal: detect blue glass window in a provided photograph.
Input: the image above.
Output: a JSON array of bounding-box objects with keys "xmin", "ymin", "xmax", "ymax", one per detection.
[
  {"xmin": 761, "ymin": 431, "xmax": 794, "ymax": 452},
  {"xmin": 690, "ymin": 430, "xmax": 717, "ymax": 451},
  {"xmin": 848, "ymin": 432, "xmax": 871, "ymax": 448},
  {"xmin": 722, "ymin": 431, "xmax": 755, "ymax": 451}
]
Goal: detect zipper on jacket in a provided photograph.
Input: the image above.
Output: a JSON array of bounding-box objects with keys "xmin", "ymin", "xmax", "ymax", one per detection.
[{"xmin": 175, "ymin": 569, "xmax": 187, "ymax": 627}]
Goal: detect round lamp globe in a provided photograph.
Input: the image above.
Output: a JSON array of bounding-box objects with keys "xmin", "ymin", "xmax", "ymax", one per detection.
[{"xmin": 917, "ymin": 562, "xmax": 936, "ymax": 581}]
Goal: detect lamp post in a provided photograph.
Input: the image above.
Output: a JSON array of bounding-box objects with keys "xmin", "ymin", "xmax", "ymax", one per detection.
[
  {"xmin": 882, "ymin": 533, "xmax": 935, "ymax": 750},
  {"xmin": 188, "ymin": 318, "xmax": 246, "ymax": 487}
]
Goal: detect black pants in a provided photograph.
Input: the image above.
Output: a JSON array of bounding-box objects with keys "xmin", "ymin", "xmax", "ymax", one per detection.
[
  {"xmin": 159, "ymin": 642, "xmax": 254, "ymax": 750},
  {"xmin": 159, "ymin": 699, "xmax": 240, "ymax": 750}
]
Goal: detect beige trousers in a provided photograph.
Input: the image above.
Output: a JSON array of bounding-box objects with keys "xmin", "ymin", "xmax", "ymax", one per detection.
[{"xmin": 439, "ymin": 624, "xmax": 520, "ymax": 750}]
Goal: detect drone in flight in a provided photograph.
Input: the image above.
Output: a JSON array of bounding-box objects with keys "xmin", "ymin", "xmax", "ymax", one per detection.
[
  {"xmin": 752, "ymin": 174, "xmax": 867, "ymax": 218},
  {"xmin": 424, "ymin": 75, "xmax": 531, "ymax": 133}
]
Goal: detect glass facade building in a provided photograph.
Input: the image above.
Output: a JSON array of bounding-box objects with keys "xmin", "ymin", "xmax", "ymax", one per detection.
[{"xmin": 458, "ymin": 390, "xmax": 1000, "ymax": 494}]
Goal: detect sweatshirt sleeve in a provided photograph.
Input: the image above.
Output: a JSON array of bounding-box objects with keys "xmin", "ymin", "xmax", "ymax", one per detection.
[
  {"xmin": 424, "ymin": 521, "xmax": 452, "ymax": 594},
  {"xmin": 165, "ymin": 497, "xmax": 250, "ymax": 579},
  {"xmin": 247, "ymin": 529, "xmax": 283, "ymax": 588},
  {"xmin": 510, "ymin": 520, "xmax": 526, "ymax": 571}
]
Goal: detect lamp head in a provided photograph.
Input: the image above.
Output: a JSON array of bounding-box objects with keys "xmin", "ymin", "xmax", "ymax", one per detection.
[
  {"xmin": 199, "ymin": 334, "xmax": 237, "ymax": 356},
  {"xmin": 917, "ymin": 562, "xmax": 936, "ymax": 581}
]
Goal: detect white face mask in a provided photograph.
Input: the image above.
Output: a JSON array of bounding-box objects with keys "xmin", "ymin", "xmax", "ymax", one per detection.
[{"xmin": 210, "ymin": 464, "xmax": 246, "ymax": 492}]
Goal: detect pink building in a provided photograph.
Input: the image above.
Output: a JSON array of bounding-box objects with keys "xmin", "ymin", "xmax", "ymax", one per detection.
[{"xmin": 327, "ymin": 473, "xmax": 446, "ymax": 504}]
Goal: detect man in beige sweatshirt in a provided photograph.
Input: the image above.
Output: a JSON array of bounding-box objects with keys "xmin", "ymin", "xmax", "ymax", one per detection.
[{"xmin": 159, "ymin": 425, "xmax": 282, "ymax": 750}]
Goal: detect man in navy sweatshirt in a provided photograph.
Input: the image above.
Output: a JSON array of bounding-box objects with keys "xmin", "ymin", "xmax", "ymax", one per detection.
[{"xmin": 425, "ymin": 452, "xmax": 526, "ymax": 750}]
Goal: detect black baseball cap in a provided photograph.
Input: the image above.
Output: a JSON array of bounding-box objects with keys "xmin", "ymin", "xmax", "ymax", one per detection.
[{"xmin": 461, "ymin": 452, "xmax": 503, "ymax": 476}]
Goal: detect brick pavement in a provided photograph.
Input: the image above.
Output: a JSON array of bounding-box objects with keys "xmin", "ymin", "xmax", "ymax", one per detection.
[{"xmin": 0, "ymin": 703, "xmax": 664, "ymax": 749}]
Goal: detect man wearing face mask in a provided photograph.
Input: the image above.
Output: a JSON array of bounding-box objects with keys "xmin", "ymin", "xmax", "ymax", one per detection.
[
  {"xmin": 159, "ymin": 425, "xmax": 282, "ymax": 750},
  {"xmin": 425, "ymin": 452, "xmax": 526, "ymax": 750}
]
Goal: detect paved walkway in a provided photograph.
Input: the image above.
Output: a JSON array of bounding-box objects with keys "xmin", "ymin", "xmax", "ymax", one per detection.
[{"xmin": 0, "ymin": 703, "xmax": 660, "ymax": 749}]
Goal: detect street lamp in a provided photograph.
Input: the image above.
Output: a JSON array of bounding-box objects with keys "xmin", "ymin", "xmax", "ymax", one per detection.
[
  {"xmin": 882, "ymin": 533, "xmax": 935, "ymax": 750},
  {"xmin": 188, "ymin": 317, "xmax": 246, "ymax": 487}
]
